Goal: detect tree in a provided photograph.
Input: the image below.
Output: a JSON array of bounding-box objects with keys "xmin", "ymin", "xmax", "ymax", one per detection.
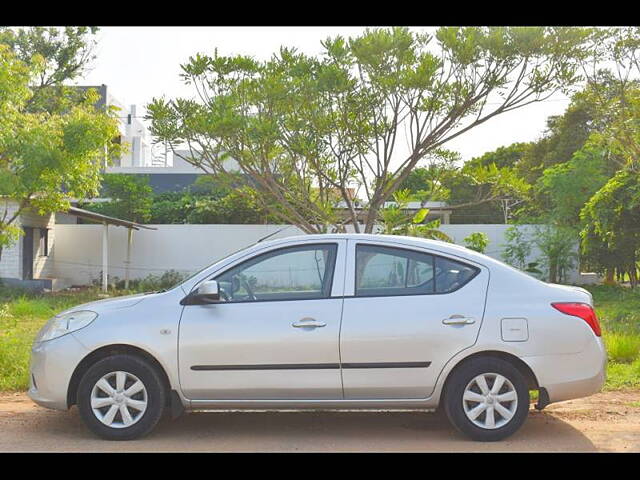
[
  {"xmin": 444, "ymin": 162, "xmax": 530, "ymax": 223},
  {"xmin": 0, "ymin": 34, "xmax": 121, "ymax": 262},
  {"xmin": 533, "ymin": 225, "xmax": 578, "ymax": 284},
  {"xmin": 184, "ymin": 188, "xmax": 272, "ymax": 224},
  {"xmin": 580, "ymin": 170, "xmax": 640, "ymax": 287},
  {"xmin": 516, "ymin": 92, "xmax": 602, "ymax": 185},
  {"xmin": 465, "ymin": 143, "xmax": 531, "ymax": 170},
  {"xmin": 0, "ymin": 27, "xmax": 99, "ymax": 113},
  {"xmin": 458, "ymin": 143, "xmax": 532, "ymax": 224},
  {"xmin": 143, "ymin": 179, "xmax": 276, "ymax": 225},
  {"xmin": 84, "ymin": 174, "xmax": 153, "ymax": 223},
  {"xmin": 536, "ymin": 142, "xmax": 611, "ymax": 227},
  {"xmin": 579, "ymin": 27, "xmax": 640, "ymax": 174},
  {"xmin": 148, "ymin": 27, "xmax": 594, "ymax": 234},
  {"xmin": 501, "ymin": 72, "xmax": 633, "ymax": 224},
  {"xmin": 378, "ymin": 189, "xmax": 452, "ymax": 241},
  {"xmin": 397, "ymin": 149, "xmax": 458, "ymax": 203}
]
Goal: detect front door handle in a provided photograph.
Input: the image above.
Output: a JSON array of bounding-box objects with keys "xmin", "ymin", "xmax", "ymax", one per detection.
[
  {"xmin": 292, "ymin": 317, "xmax": 327, "ymax": 328},
  {"xmin": 442, "ymin": 315, "xmax": 476, "ymax": 325}
]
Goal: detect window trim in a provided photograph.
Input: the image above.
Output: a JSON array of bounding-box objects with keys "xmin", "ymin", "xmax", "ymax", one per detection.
[
  {"xmin": 187, "ymin": 243, "xmax": 340, "ymax": 305},
  {"xmin": 353, "ymin": 243, "xmax": 480, "ymax": 299}
]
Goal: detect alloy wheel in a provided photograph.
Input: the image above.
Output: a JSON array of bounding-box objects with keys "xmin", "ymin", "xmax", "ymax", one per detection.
[
  {"xmin": 90, "ymin": 371, "xmax": 148, "ymax": 429},
  {"xmin": 462, "ymin": 372, "xmax": 518, "ymax": 429}
]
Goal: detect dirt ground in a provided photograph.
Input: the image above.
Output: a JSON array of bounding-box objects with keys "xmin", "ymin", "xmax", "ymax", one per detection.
[{"xmin": 0, "ymin": 390, "xmax": 638, "ymax": 452}]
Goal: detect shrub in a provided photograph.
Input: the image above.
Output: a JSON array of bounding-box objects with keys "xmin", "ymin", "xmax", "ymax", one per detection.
[
  {"xmin": 605, "ymin": 332, "xmax": 640, "ymax": 363},
  {"xmin": 115, "ymin": 270, "xmax": 188, "ymax": 292},
  {"xmin": 501, "ymin": 225, "xmax": 532, "ymax": 270},
  {"xmin": 533, "ymin": 225, "xmax": 578, "ymax": 283},
  {"xmin": 463, "ymin": 232, "xmax": 489, "ymax": 253}
]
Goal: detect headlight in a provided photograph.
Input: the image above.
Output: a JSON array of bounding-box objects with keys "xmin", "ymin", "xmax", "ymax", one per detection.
[{"xmin": 34, "ymin": 310, "xmax": 98, "ymax": 343}]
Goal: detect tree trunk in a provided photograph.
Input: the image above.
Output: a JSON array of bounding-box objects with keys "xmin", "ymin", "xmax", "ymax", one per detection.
[
  {"xmin": 604, "ymin": 268, "xmax": 616, "ymax": 285},
  {"xmin": 548, "ymin": 259, "xmax": 558, "ymax": 284}
]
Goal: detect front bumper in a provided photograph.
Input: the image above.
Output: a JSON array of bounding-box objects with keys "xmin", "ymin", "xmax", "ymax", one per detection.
[{"xmin": 27, "ymin": 333, "xmax": 89, "ymax": 411}]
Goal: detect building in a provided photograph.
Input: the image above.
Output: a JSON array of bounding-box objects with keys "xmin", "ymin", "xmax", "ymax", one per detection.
[
  {"xmin": 104, "ymin": 148, "xmax": 240, "ymax": 194},
  {"xmin": 335, "ymin": 200, "xmax": 453, "ymax": 224},
  {"xmin": 1, "ymin": 199, "xmax": 155, "ymax": 291},
  {"xmin": 0, "ymin": 200, "xmax": 56, "ymax": 290},
  {"xmin": 76, "ymin": 85, "xmax": 154, "ymax": 168}
]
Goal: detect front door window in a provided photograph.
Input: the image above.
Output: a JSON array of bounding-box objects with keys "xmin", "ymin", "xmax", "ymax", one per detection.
[{"xmin": 215, "ymin": 244, "xmax": 338, "ymax": 302}]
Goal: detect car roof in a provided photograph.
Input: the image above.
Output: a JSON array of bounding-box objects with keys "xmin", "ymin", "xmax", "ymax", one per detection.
[{"xmin": 261, "ymin": 233, "xmax": 490, "ymax": 264}]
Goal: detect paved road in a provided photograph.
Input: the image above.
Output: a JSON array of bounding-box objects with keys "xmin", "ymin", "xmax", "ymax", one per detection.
[{"xmin": 0, "ymin": 391, "xmax": 638, "ymax": 452}]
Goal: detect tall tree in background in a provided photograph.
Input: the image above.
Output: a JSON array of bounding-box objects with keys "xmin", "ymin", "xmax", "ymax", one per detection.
[
  {"xmin": 148, "ymin": 27, "xmax": 593, "ymax": 233},
  {"xmin": 0, "ymin": 28, "xmax": 121, "ymax": 261},
  {"xmin": 575, "ymin": 28, "xmax": 640, "ymax": 283},
  {"xmin": 580, "ymin": 170, "xmax": 640, "ymax": 286},
  {"xmin": 579, "ymin": 27, "xmax": 640, "ymax": 172},
  {"xmin": 0, "ymin": 27, "xmax": 99, "ymax": 113}
]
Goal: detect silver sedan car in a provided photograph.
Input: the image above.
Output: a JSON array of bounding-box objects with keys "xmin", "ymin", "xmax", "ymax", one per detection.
[{"xmin": 28, "ymin": 234, "xmax": 606, "ymax": 441}]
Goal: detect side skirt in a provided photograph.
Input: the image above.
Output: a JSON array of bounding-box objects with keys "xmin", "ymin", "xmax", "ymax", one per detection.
[{"xmin": 187, "ymin": 397, "xmax": 439, "ymax": 412}]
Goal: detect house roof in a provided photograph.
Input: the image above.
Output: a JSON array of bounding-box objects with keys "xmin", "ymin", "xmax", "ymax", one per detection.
[{"xmin": 65, "ymin": 206, "xmax": 157, "ymax": 231}]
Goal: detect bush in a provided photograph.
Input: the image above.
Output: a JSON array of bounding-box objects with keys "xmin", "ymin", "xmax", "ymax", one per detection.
[
  {"xmin": 533, "ymin": 225, "xmax": 578, "ymax": 284},
  {"xmin": 501, "ymin": 225, "xmax": 532, "ymax": 270},
  {"xmin": 463, "ymin": 232, "xmax": 489, "ymax": 253},
  {"xmin": 115, "ymin": 270, "xmax": 188, "ymax": 292},
  {"xmin": 605, "ymin": 332, "xmax": 640, "ymax": 363}
]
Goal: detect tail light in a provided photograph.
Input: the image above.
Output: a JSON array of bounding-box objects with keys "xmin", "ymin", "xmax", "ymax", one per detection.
[{"xmin": 551, "ymin": 302, "xmax": 601, "ymax": 337}]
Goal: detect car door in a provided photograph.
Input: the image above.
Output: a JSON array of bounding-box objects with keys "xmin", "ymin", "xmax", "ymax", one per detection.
[
  {"xmin": 339, "ymin": 240, "xmax": 489, "ymax": 399},
  {"xmin": 178, "ymin": 240, "xmax": 346, "ymax": 400}
]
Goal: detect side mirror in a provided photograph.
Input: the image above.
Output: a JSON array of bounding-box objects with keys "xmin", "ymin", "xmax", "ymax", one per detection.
[{"xmin": 193, "ymin": 280, "xmax": 220, "ymax": 303}]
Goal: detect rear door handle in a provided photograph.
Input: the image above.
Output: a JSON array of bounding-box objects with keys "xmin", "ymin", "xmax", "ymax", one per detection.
[
  {"xmin": 292, "ymin": 317, "xmax": 327, "ymax": 328},
  {"xmin": 442, "ymin": 315, "xmax": 476, "ymax": 325}
]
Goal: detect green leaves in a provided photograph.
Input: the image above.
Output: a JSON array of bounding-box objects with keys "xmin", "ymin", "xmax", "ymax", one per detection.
[
  {"xmin": 147, "ymin": 26, "xmax": 594, "ymax": 233},
  {"xmin": 463, "ymin": 232, "xmax": 489, "ymax": 253},
  {"xmin": 412, "ymin": 208, "xmax": 429, "ymax": 225},
  {"xmin": 378, "ymin": 189, "xmax": 452, "ymax": 241},
  {"xmin": 86, "ymin": 174, "xmax": 153, "ymax": 223},
  {"xmin": 537, "ymin": 143, "xmax": 610, "ymax": 227},
  {"xmin": 0, "ymin": 34, "xmax": 120, "ymax": 252}
]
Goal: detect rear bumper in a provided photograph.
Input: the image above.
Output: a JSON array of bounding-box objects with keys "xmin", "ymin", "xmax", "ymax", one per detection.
[
  {"xmin": 27, "ymin": 333, "xmax": 89, "ymax": 411},
  {"xmin": 543, "ymin": 367, "xmax": 606, "ymax": 404},
  {"xmin": 524, "ymin": 337, "xmax": 607, "ymax": 405}
]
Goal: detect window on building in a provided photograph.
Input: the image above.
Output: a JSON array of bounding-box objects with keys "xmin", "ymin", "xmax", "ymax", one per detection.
[{"xmin": 39, "ymin": 228, "xmax": 49, "ymax": 257}]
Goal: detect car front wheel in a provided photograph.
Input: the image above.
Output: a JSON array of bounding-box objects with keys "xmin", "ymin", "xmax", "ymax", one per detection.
[
  {"xmin": 443, "ymin": 357, "xmax": 530, "ymax": 441},
  {"xmin": 76, "ymin": 354, "xmax": 166, "ymax": 440}
]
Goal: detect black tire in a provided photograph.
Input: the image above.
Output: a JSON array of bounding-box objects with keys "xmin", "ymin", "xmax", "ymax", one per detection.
[
  {"xmin": 76, "ymin": 354, "xmax": 166, "ymax": 440},
  {"xmin": 443, "ymin": 357, "xmax": 529, "ymax": 442}
]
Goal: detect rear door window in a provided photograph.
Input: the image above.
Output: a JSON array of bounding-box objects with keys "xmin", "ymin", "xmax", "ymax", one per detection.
[{"xmin": 355, "ymin": 244, "xmax": 479, "ymax": 297}]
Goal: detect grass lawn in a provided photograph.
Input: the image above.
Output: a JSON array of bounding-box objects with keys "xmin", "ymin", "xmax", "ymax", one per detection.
[
  {"xmin": 0, "ymin": 287, "xmax": 128, "ymax": 391},
  {"xmin": 1, "ymin": 284, "xmax": 639, "ymax": 393}
]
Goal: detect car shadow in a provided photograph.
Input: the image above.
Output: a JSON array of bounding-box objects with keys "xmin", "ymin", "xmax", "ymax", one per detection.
[{"xmin": 0, "ymin": 405, "xmax": 599, "ymax": 452}]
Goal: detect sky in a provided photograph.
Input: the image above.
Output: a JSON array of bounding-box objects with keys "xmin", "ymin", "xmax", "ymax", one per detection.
[{"xmin": 78, "ymin": 27, "xmax": 572, "ymax": 163}]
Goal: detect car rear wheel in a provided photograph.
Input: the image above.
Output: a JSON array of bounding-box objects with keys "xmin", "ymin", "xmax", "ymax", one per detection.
[
  {"xmin": 77, "ymin": 354, "xmax": 166, "ymax": 440},
  {"xmin": 443, "ymin": 357, "xmax": 530, "ymax": 441}
]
